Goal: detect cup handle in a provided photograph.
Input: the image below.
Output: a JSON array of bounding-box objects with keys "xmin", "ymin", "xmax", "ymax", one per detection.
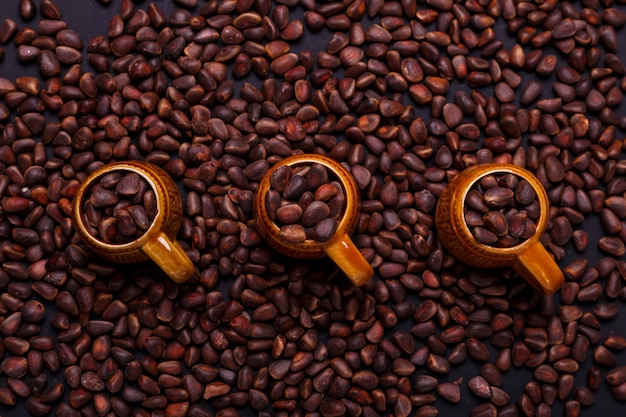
[
  {"xmin": 513, "ymin": 241, "xmax": 564, "ymax": 295},
  {"xmin": 324, "ymin": 233, "xmax": 374, "ymax": 286},
  {"xmin": 142, "ymin": 231, "xmax": 195, "ymax": 283}
]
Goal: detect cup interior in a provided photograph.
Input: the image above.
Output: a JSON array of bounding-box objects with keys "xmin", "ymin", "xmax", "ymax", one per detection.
[
  {"xmin": 461, "ymin": 170, "xmax": 544, "ymax": 252},
  {"xmin": 78, "ymin": 167, "xmax": 161, "ymax": 248},
  {"xmin": 263, "ymin": 160, "xmax": 348, "ymax": 246}
]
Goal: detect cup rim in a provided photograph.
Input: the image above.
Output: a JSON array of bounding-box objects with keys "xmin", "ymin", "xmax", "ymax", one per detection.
[
  {"xmin": 255, "ymin": 154, "xmax": 359, "ymax": 252},
  {"xmin": 456, "ymin": 164, "xmax": 549, "ymax": 255},
  {"xmin": 72, "ymin": 161, "xmax": 164, "ymax": 251}
]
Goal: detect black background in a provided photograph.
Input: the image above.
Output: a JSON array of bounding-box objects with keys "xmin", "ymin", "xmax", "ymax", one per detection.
[{"xmin": 0, "ymin": 0, "xmax": 626, "ymax": 416}]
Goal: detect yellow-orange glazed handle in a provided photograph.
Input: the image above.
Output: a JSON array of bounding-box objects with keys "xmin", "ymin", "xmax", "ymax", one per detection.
[
  {"xmin": 142, "ymin": 231, "xmax": 195, "ymax": 283},
  {"xmin": 324, "ymin": 232, "xmax": 373, "ymax": 286},
  {"xmin": 513, "ymin": 240, "xmax": 564, "ymax": 295}
]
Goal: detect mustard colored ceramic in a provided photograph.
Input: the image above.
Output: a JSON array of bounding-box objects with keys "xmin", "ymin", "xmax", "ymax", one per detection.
[
  {"xmin": 254, "ymin": 154, "xmax": 374, "ymax": 286},
  {"xmin": 72, "ymin": 161, "xmax": 195, "ymax": 283},
  {"xmin": 435, "ymin": 163, "xmax": 564, "ymax": 295}
]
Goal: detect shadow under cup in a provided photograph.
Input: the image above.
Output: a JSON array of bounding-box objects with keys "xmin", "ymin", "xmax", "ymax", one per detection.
[{"xmin": 435, "ymin": 163, "xmax": 564, "ymax": 295}]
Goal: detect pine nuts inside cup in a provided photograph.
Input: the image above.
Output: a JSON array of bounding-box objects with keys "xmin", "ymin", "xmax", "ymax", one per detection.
[
  {"xmin": 81, "ymin": 171, "xmax": 157, "ymax": 244},
  {"xmin": 266, "ymin": 162, "xmax": 345, "ymax": 244},
  {"xmin": 464, "ymin": 173, "xmax": 540, "ymax": 248}
]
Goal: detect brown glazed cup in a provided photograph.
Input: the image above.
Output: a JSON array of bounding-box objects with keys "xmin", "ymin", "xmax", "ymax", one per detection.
[
  {"xmin": 254, "ymin": 154, "xmax": 374, "ymax": 287},
  {"xmin": 72, "ymin": 161, "xmax": 195, "ymax": 283},
  {"xmin": 435, "ymin": 163, "xmax": 564, "ymax": 295}
]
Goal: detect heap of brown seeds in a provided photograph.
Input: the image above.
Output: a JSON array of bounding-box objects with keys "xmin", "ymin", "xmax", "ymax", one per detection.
[{"xmin": 0, "ymin": 0, "xmax": 626, "ymax": 416}]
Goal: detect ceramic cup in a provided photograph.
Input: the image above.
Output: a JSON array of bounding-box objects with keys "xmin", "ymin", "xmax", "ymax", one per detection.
[
  {"xmin": 254, "ymin": 154, "xmax": 374, "ymax": 286},
  {"xmin": 72, "ymin": 161, "xmax": 195, "ymax": 283},
  {"xmin": 435, "ymin": 163, "xmax": 564, "ymax": 295}
]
